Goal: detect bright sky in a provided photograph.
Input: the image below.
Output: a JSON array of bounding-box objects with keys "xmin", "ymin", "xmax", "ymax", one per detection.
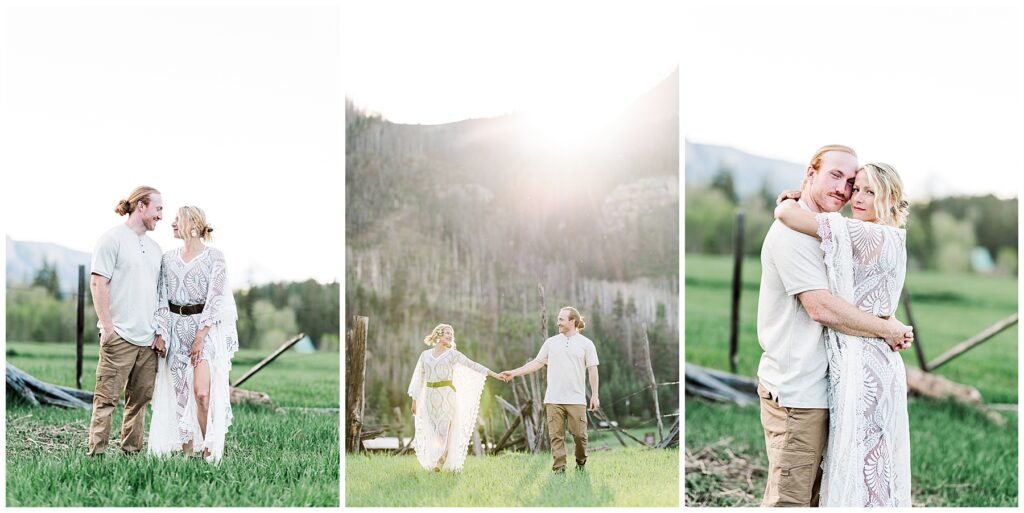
[
  {"xmin": 343, "ymin": 0, "xmax": 681, "ymax": 126},
  {"xmin": 680, "ymin": 0, "xmax": 1022, "ymax": 200},
  {"xmin": 1, "ymin": 2, "xmax": 342, "ymax": 287}
]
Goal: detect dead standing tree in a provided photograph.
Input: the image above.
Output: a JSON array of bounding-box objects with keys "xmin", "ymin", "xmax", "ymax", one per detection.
[
  {"xmin": 493, "ymin": 283, "xmax": 551, "ymax": 454},
  {"xmin": 346, "ymin": 315, "xmax": 369, "ymax": 453},
  {"xmin": 529, "ymin": 283, "xmax": 548, "ymax": 452},
  {"xmin": 640, "ymin": 325, "xmax": 665, "ymax": 442}
]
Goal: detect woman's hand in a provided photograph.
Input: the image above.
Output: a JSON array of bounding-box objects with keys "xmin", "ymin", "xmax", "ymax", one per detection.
[
  {"xmin": 776, "ymin": 189, "xmax": 801, "ymax": 205},
  {"xmin": 411, "ymin": 400, "xmax": 417, "ymax": 416},
  {"xmin": 190, "ymin": 335, "xmax": 205, "ymax": 367},
  {"xmin": 774, "ymin": 198, "xmax": 798, "ymax": 220}
]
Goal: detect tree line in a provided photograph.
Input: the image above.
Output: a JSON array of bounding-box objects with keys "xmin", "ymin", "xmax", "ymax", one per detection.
[
  {"xmin": 6, "ymin": 268, "xmax": 339, "ymax": 350},
  {"xmin": 687, "ymin": 168, "xmax": 1018, "ymax": 275}
]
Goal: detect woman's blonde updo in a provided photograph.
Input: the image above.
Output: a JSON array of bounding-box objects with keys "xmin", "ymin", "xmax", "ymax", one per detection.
[
  {"xmin": 861, "ymin": 163, "xmax": 910, "ymax": 227},
  {"xmin": 114, "ymin": 186, "xmax": 161, "ymax": 216},
  {"xmin": 178, "ymin": 206, "xmax": 215, "ymax": 242},
  {"xmin": 561, "ymin": 306, "xmax": 586, "ymax": 331},
  {"xmin": 424, "ymin": 323, "xmax": 455, "ymax": 349}
]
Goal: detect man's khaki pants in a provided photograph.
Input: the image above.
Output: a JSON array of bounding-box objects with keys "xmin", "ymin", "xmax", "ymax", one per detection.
[
  {"xmin": 546, "ymin": 403, "xmax": 588, "ymax": 471},
  {"xmin": 87, "ymin": 332, "xmax": 157, "ymax": 455},
  {"xmin": 758, "ymin": 382, "xmax": 828, "ymax": 507}
]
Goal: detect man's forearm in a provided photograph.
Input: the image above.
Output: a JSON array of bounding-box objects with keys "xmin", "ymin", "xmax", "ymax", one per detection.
[
  {"xmin": 810, "ymin": 293, "xmax": 890, "ymax": 338},
  {"xmin": 512, "ymin": 360, "xmax": 543, "ymax": 376},
  {"xmin": 91, "ymin": 277, "xmax": 113, "ymax": 330},
  {"xmin": 588, "ymin": 367, "xmax": 599, "ymax": 397}
]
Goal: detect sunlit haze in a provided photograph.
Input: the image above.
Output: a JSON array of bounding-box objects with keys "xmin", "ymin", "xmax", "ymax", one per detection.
[{"xmin": 343, "ymin": 0, "xmax": 681, "ymax": 128}]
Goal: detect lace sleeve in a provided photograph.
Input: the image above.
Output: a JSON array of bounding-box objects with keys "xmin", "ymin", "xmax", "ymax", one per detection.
[
  {"xmin": 816, "ymin": 212, "xmax": 855, "ymax": 302},
  {"xmin": 407, "ymin": 354, "xmax": 425, "ymax": 398},
  {"xmin": 453, "ymin": 350, "xmax": 490, "ymax": 375},
  {"xmin": 815, "ymin": 212, "xmax": 836, "ymax": 258},
  {"xmin": 198, "ymin": 249, "xmax": 229, "ymax": 329},
  {"xmin": 154, "ymin": 254, "xmax": 170, "ymax": 337}
]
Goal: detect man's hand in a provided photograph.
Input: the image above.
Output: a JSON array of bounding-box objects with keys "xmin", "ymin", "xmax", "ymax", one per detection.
[
  {"xmin": 151, "ymin": 334, "xmax": 167, "ymax": 358},
  {"xmin": 588, "ymin": 395, "xmax": 600, "ymax": 412},
  {"xmin": 776, "ymin": 189, "xmax": 801, "ymax": 205},
  {"xmin": 499, "ymin": 371, "xmax": 514, "ymax": 382},
  {"xmin": 99, "ymin": 325, "xmax": 115, "ymax": 345},
  {"xmin": 882, "ymin": 318, "xmax": 914, "ymax": 351}
]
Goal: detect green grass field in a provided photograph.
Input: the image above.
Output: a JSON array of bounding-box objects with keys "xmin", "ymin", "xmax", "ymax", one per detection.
[
  {"xmin": 684, "ymin": 254, "xmax": 1018, "ymax": 507},
  {"xmin": 346, "ymin": 447, "xmax": 679, "ymax": 507},
  {"xmin": 5, "ymin": 341, "xmax": 340, "ymax": 507}
]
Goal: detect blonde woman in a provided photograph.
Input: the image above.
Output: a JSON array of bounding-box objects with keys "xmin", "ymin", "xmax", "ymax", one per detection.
[
  {"xmin": 775, "ymin": 163, "xmax": 912, "ymax": 507},
  {"xmin": 407, "ymin": 324, "xmax": 507, "ymax": 472},
  {"xmin": 148, "ymin": 206, "xmax": 239, "ymax": 463}
]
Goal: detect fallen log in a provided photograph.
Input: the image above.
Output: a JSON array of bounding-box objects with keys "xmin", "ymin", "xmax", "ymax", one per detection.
[
  {"xmin": 358, "ymin": 425, "xmax": 388, "ymax": 446},
  {"xmin": 905, "ymin": 367, "xmax": 1004, "ymax": 425},
  {"xmin": 687, "ymin": 363, "xmax": 1005, "ymax": 425},
  {"xmin": 230, "ymin": 387, "xmax": 272, "ymax": 405},
  {"xmin": 7, "ymin": 363, "xmax": 91, "ymax": 409},
  {"xmin": 9, "ymin": 362, "xmax": 272, "ymax": 408},
  {"xmin": 685, "ymin": 364, "xmax": 757, "ymax": 406}
]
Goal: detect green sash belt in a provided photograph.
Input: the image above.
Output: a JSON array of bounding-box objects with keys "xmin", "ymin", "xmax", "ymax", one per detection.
[{"xmin": 427, "ymin": 380, "xmax": 456, "ymax": 391}]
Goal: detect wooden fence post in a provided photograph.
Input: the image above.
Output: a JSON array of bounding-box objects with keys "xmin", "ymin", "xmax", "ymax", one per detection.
[
  {"xmin": 533, "ymin": 283, "xmax": 548, "ymax": 451},
  {"xmin": 76, "ymin": 265, "xmax": 85, "ymax": 390},
  {"xmin": 900, "ymin": 289, "xmax": 929, "ymax": 372},
  {"xmin": 641, "ymin": 325, "xmax": 664, "ymax": 442},
  {"xmin": 926, "ymin": 313, "xmax": 1019, "ymax": 371},
  {"xmin": 346, "ymin": 316, "xmax": 369, "ymax": 453},
  {"xmin": 231, "ymin": 333, "xmax": 306, "ymax": 388},
  {"xmin": 729, "ymin": 212, "xmax": 744, "ymax": 374}
]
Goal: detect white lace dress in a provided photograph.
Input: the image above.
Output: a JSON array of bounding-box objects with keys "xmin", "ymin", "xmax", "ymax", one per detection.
[
  {"xmin": 816, "ymin": 213, "xmax": 912, "ymax": 507},
  {"xmin": 407, "ymin": 348, "xmax": 489, "ymax": 472},
  {"xmin": 148, "ymin": 247, "xmax": 239, "ymax": 463}
]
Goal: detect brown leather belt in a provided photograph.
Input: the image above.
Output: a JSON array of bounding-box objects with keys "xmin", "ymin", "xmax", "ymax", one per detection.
[{"xmin": 169, "ymin": 302, "xmax": 205, "ymax": 316}]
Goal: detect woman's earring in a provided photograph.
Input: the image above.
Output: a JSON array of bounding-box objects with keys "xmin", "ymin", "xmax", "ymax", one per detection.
[{"xmin": 190, "ymin": 229, "xmax": 198, "ymax": 237}]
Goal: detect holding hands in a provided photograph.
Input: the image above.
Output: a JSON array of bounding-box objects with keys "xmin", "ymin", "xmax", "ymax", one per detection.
[
  {"xmin": 151, "ymin": 334, "xmax": 167, "ymax": 358},
  {"xmin": 884, "ymin": 318, "xmax": 914, "ymax": 352},
  {"xmin": 495, "ymin": 370, "xmax": 514, "ymax": 383}
]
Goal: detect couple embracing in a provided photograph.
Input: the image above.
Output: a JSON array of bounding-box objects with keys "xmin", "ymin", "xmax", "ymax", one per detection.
[
  {"xmin": 407, "ymin": 306, "xmax": 599, "ymax": 473},
  {"xmin": 86, "ymin": 186, "xmax": 238, "ymax": 462},
  {"xmin": 758, "ymin": 145, "xmax": 915, "ymax": 507}
]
